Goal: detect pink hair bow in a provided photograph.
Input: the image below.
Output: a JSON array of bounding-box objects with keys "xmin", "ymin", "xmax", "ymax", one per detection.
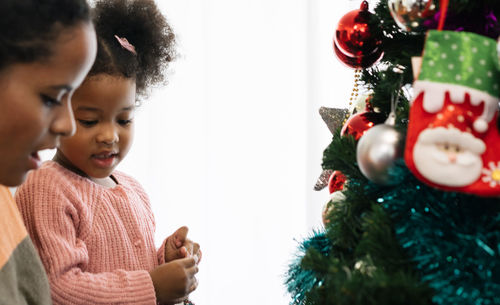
[{"xmin": 114, "ymin": 35, "xmax": 137, "ymax": 55}]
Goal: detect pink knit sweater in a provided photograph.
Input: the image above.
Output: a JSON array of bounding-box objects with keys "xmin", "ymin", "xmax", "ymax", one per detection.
[{"xmin": 15, "ymin": 161, "xmax": 166, "ymax": 305}]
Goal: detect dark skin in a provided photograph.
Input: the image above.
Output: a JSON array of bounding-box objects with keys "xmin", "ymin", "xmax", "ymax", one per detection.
[
  {"xmin": 152, "ymin": 227, "xmax": 201, "ymax": 304},
  {"xmin": 0, "ymin": 22, "xmax": 96, "ymax": 186},
  {"xmin": 54, "ymin": 75, "xmax": 201, "ymax": 304}
]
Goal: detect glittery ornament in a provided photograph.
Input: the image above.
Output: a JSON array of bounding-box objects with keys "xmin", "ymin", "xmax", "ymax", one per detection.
[
  {"xmin": 353, "ymin": 93, "xmax": 372, "ymax": 114},
  {"xmin": 328, "ymin": 171, "xmax": 347, "ymax": 194},
  {"xmin": 333, "ymin": 1, "xmax": 383, "ymax": 69},
  {"xmin": 319, "ymin": 107, "xmax": 349, "ymax": 135},
  {"xmin": 388, "ymin": 0, "xmax": 436, "ymax": 32},
  {"xmin": 357, "ymin": 115, "xmax": 405, "ymax": 185},
  {"xmin": 340, "ymin": 111, "xmax": 386, "ymax": 140},
  {"xmin": 314, "ymin": 169, "xmax": 333, "ymax": 191},
  {"xmin": 322, "ymin": 191, "xmax": 345, "ymax": 226},
  {"xmin": 321, "ymin": 201, "xmax": 333, "ymax": 226},
  {"xmin": 422, "ymin": 7, "xmax": 499, "ymax": 39},
  {"xmin": 314, "ymin": 107, "xmax": 349, "ymax": 191}
]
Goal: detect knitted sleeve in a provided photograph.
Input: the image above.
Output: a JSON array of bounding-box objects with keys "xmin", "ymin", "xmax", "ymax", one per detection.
[{"xmin": 15, "ymin": 169, "xmax": 157, "ymax": 305}]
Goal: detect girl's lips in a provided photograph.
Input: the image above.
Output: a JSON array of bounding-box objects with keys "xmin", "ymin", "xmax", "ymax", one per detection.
[
  {"xmin": 91, "ymin": 153, "xmax": 118, "ymax": 168},
  {"xmin": 28, "ymin": 152, "xmax": 42, "ymax": 170}
]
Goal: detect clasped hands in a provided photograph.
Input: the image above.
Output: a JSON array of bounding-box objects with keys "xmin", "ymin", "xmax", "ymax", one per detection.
[{"xmin": 150, "ymin": 226, "xmax": 201, "ymax": 305}]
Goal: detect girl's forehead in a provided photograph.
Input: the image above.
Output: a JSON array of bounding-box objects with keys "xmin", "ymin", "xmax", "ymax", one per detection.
[{"xmin": 73, "ymin": 75, "xmax": 136, "ymax": 112}]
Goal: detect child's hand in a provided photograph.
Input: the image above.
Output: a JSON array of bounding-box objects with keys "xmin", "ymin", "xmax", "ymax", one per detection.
[
  {"xmin": 165, "ymin": 226, "xmax": 202, "ymax": 263},
  {"xmin": 149, "ymin": 256, "xmax": 199, "ymax": 304}
]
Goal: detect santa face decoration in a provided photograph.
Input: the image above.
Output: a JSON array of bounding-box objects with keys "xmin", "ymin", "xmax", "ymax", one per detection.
[
  {"xmin": 405, "ymin": 30, "xmax": 500, "ymax": 197},
  {"xmin": 413, "ymin": 126, "xmax": 485, "ymax": 187}
]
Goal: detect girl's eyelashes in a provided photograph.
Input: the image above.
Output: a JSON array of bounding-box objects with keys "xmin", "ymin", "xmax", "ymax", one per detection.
[
  {"xmin": 78, "ymin": 119, "xmax": 98, "ymax": 127},
  {"xmin": 40, "ymin": 94, "xmax": 62, "ymax": 108},
  {"xmin": 76, "ymin": 118, "xmax": 133, "ymax": 127},
  {"xmin": 118, "ymin": 119, "xmax": 133, "ymax": 126}
]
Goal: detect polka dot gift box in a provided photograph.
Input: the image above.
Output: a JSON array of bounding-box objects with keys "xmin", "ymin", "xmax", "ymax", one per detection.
[{"xmin": 405, "ymin": 30, "xmax": 500, "ymax": 197}]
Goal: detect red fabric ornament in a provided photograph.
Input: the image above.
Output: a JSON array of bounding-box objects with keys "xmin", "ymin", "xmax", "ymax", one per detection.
[
  {"xmin": 333, "ymin": 1, "xmax": 383, "ymax": 69},
  {"xmin": 405, "ymin": 92, "xmax": 500, "ymax": 197},
  {"xmin": 405, "ymin": 30, "xmax": 500, "ymax": 197},
  {"xmin": 341, "ymin": 111, "xmax": 386, "ymax": 140},
  {"xmin": 328, "ymin": 171, "xmax": 347, "ymax": 194}
]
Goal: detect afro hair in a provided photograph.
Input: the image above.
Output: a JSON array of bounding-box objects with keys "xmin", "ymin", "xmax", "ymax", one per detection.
[{"xmin": 89, "ymin": 0, "xmax": 176, "ymax": 98}]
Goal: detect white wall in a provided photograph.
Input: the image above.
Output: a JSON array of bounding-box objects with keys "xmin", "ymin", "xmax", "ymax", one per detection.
[
  {"xmin": 117, "ymin": 1, "xmax": 355, "ymax": 304},
  {"xmin": 41, "ymin": 1, "xmax": 359, "ymax": 304}
]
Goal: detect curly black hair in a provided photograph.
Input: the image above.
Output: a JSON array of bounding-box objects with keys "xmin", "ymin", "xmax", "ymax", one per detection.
[
  {"xmin": 89, "ymin": 0, "xmax": 176, "ymax": 97},
  {"xmin": 0, "ymin": 0, "xmax": 91, "ymax": 70}
]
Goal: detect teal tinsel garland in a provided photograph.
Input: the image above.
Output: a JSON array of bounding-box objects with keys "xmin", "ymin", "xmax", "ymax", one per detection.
[
  {"xmin": 381, "ymin": 170, "xmax": 500, "ymax": 305},
  {"xmin": 285, "ymin": 158, "xmax": 435, "ymax": 304},
  {"xmin": 286, "ymin": 231, "xmax": 331, "ymax": 305},
  {"xmin": 285, "ymin": 167, "xmax": 500, "ymax": 305}
]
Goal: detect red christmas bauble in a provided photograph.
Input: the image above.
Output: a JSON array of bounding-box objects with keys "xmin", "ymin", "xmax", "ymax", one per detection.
[
  {"xmin": 341, "ymin": 111, "xmax": 386, "ymax": 140},
  {"xmin": 333, "ymin": 42, "xmax": 383, "ymax": 69},
  {"xmin": 328, "ymin": 171, "xmax": 347, "ymax": 194},
  {"xmin": 333, "ymin": 1, "xmax": 383, "ymax": 68}
]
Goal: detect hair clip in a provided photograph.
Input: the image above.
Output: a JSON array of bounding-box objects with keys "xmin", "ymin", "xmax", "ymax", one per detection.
[{"xmin": 114, "ymin": 35, "xmax": 137, "ymax": 55}]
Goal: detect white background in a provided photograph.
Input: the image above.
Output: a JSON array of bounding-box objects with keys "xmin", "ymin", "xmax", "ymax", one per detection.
[{"xmin": 40, "ymin": 0, "xmax": 367, "ymax": 304}]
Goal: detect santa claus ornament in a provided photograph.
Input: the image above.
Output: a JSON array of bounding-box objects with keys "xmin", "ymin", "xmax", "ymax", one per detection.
[{"xmin": 405, "ymin": 30, "xmax": 500, "ymax": 197}]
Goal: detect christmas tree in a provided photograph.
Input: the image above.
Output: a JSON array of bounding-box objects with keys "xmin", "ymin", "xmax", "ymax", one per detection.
[{"xmin": 286, "ymin": 1, "xmax": 500, "ymax": 304}]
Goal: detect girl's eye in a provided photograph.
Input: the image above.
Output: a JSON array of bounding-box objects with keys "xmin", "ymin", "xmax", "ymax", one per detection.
[
  {"xmin": 78, "ymin": 119, "xmax": 98, "ymax": 127},
  {"xmin": 41, "ymin": 95, "xmax": 61, "ymax": 108},
  {"xmin": 118, "ymin": 119, "xmax": 133, "ymax": 126}
]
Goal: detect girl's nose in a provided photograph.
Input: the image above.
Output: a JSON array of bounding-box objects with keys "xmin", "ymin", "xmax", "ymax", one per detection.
[{"xmin": 96, "ymin": 125, "xmax": 119, "ymax": 145}]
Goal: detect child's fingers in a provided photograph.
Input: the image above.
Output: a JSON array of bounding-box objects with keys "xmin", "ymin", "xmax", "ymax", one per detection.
[
  {"xmin": 191, "ymin": 243, "xmax": 201, "ymax": 264},
  {"xmin": 186, "ymin": 264, "xmax": 199, "ymax": 277},
  {"xmin": 179, "ymin": 246, "xmax": 188, "ymax": 257},
  {"xmin": 174, "ymin": 226, "xmax": 189, "ymax": 247},
  {"xmin": 195, "ymin": 249, "xmax": 202, "ymax": 264},
  {"xmin": 170, "ymin": 246, "xmax": 188, "ymax": 260},
  {"xmin": 192, "ymin": 243, "xmax": 200, "ymax": 256},
  {"xmin": 184, "ymin": 239, "xmax": 194, "ymax": 255},
  {"xmin": 188, "ymin": 277, "xmax": 199, "ymax": 294},
  {"xmin": 180, "ymin": 256, "xmax": 198, "ymax": 268}
]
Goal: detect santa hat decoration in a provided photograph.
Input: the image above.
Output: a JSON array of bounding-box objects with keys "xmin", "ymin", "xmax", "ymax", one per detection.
[
  {"xmin": 412, "ymin": 30, "xmax": 500, "ymax": 133},
  {"xmin": 416, "ymin": 96, "xmax": 486, "ymax": 155},
  {"xmin": 405, "ymin": 30, "xmax": 500, "ymax": 197}
]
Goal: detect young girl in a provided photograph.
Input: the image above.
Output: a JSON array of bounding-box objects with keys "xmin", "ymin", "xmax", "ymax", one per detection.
[
  {"xmin": 15, "ymin": 1, "xmax": 200, "ymax": 304},
  {"xmin": 0, "ymin": 0, "xmax": 96, "ymax": 303}
]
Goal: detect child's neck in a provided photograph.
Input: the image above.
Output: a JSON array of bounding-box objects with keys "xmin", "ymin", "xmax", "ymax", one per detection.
[
  {"xmin": 53, "ymin": 151, "xmax": 117, "ymax": 188},
  {"xmin": 91, "ymin": 176, "xmax": 118, "ymax": 188}
]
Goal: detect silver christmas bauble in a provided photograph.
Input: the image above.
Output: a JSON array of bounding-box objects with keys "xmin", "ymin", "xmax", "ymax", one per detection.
[
  {"xmin": 388, "ymin": 0, "xmax": 436, "ymax": 32},
  {"xmin": 356, "ymin": 123, "xmax": 404, "ymax": 185}
]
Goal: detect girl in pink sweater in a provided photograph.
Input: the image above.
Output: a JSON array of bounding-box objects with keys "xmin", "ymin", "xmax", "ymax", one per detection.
[{"xmin": 15, "ymin": 1, "xmax": 200, "ymax": 304}]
